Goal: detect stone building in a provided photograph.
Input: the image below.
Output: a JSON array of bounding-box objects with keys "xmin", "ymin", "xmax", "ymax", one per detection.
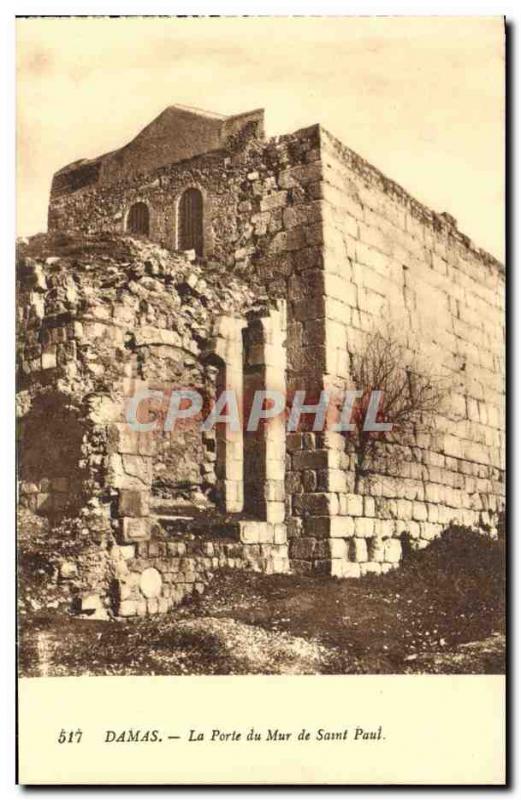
[{"xmin": 17, "ymin": 104, "xmax": 505, "ymax": 617}]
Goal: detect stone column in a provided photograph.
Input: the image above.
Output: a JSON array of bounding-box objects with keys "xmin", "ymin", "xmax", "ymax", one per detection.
[
  {"xmin": 243, "ymin": 301, "xmax": 287, "ymax": 524},
  {"xmin": 211, "ymin": 316, "xmax": 247, "ymax": 513},
  {"xmin": 102, "ymin": 377, "xmax": 156, "ymax": 543}
]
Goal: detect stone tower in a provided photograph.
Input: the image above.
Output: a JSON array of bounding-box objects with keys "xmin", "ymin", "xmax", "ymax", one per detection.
[{"xmin": 16, "ymin": 104, "xmax": 505, "ymax": 615}]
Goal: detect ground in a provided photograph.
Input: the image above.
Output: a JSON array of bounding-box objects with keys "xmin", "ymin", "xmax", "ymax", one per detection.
[{"xmin": 18, "ymin": 521, "xmax": 505, "ymax": 676}]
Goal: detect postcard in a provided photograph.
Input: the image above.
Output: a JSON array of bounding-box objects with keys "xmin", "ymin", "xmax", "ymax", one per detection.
[{"xmin": 16, "ymin": 15, "xmax": 506, "ymax": 785}]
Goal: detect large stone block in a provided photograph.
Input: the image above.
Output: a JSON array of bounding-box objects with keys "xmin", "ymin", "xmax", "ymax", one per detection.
[
  {"xmin": 326, "ymin": 469, "xmax": 348, "ymax": 492},
  {"xmin": 329, "ymin": 516, "xmax": 355, "ymax": 538},
  {"xmin": 293, "ymin": 492, "xmax": 339, "ymax": 517},
  {"xmin": 354, "ymin": 517, "xmax": 374, "ymax": 537},
  {"xmin": 109, "ymin": 453, "xmax": 152, "ymax": 489},
  {"xmin": 370, "ymin": 537, "xmax": 385, "ymax": 562},
  {"xmin": 266, "ymin": 502, "xmax": 285, "ymax": 524},
  {"xmin": 273, "ymin": 524, "xmax": 287, "ymax": 545},
  {"xmin": 343, "ymin": 493, "xmax": 364, "ymax": 516},
  {"xmin": 350, "ymin": 537, "xmax": 368, "ymax": 563},
  {"xmin": 118, "ymin": 600, "xmax": 137, "ymax": 617},
  {"xmin": 396, "ymin": 499, "xmax": 413, "ymax": 519},
  {"xmin": 260, "ymin": 191, "xmax": 289, "ymax": 212},
  {"xmin": 378, "ymin": 519, "xmax": 396, "ymax": 537},
  {"xmin": 420, "ymin": 522, "xmax": 442, "ymax": 541},
  {"xmin": 360, "ymin": 562, "xmax": 382, "ymax": 576},
  {"xmin": 303, "ymin": 517, "xmax": 331, "ymax": 538},
  {"xmin": 118, "ymin": 489, "xmax": 149, "ymax": 518},
  {"xmin": 343, "ymin": 562, "xmax": 362, "ymax": 579},
  {"xmin": 289, "ymin": 538, "xmax": 317, "ymax": 560},
  {"xmin": 257, "ymin": 523, "xmax": 276, "ymax": 544},
  {"xmin": 239, "ymin": 521, "xmax": 261, "ymax": 544},
  {"xmin": 120, "ymin": 517, "xmax": 151, "ymax": 543},
  {"xmin": 383, "ymin": 539, "xmax": 402, "ymax": 564},
  {"xmin": 329, "ymin": 538, "xmax": 348, "ymax": 559},
  {"xmin": 139, "ymin": 567, "xmax": 163, "ymax": 599},
  {"xmin": 80, "ymin": 594, "xmax": 104, "ymax": 614},
  {"xmin": 425, "ymin": 483, "xmax": 442, "ymax": 503},
  {"xmin": 412, "ymin": 501, "xmax": 428, "ymax": 521},
  {"xmin": 291, "ymin": 449, "xmax": 329, "ymax": 471},
  {"xmin": 264, "ymin": 480, "xmax": 285, "ymax": 502}
]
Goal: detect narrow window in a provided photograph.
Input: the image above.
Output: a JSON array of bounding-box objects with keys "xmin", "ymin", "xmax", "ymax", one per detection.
[
  {"xmin": 179, "ymin": 188, "xmax": 204, "ymax": 256},
  {"xmin": 127, "ymin": 202, "xmax": 149, "ymax": 236}
]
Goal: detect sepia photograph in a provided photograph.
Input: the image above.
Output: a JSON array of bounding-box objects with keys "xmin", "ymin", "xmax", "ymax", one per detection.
[
  {"xmin": 12, "ymin": 11, "xmax": 508, "ymax": 787},
  {"xmin": 16, "ymin": 15, "xmax": 506, "ymax": 681}
]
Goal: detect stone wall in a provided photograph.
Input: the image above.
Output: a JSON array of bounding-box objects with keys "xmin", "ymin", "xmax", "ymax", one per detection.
[
  {"xmin": 112, "ymin": 518, "xmax": 288, "ymax": 618},
  {"xmin": 288, "ymin": 127, "xmax": 505, "ymax": 578},
  {"xmin": 48, "ymin": 120, "xmax": 323, "ymax": 300},
  {"xmin": 17, "ymin": 233, "xmax": 290, "ymax": 616},
  {"xmin": 38, "ymin": 110, "xmax": 506, "ymax": 596},
  {"xmin": 51, "ymin": 105, "xmax": 265, "ymax": 197},
  {"xmin": 46, "ymin": 122, "xmax": 330, "ymax": 538},
  {"xmin": 17, "ymin": 234, "xmax": 258, "ymax": 509}
]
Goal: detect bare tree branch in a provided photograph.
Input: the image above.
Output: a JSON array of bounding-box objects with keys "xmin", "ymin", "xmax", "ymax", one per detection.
[{"xmin": 348, "ymin": 326, "xmax": 447, "ymax": 491}]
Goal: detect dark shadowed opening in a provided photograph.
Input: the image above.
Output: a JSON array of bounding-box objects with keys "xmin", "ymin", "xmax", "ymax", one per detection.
[
  {"xmin": 179, "ymin": 188, "xmax": 204, "ymax": 256},
  {"xmin": 127, "ymin": 202, "xmax": 150, "ymax": 236}
]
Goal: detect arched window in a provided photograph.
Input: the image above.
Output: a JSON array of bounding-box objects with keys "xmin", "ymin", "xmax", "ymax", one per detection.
[
  {"xmin": 179, "ymin": 188, "xmax": 204, "ymax": 256},
  {"xmin": 127, "ymin": 202, "xmax": 149, "ymax": 236}
]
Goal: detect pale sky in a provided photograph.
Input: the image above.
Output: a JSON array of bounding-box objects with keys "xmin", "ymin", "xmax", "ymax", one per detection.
[{"xmin": 16, "ymin": 16, "xmax": 505, "ymax": 260}]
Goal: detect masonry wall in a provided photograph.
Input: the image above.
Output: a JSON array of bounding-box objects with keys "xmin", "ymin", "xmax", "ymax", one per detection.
[
  {"xmin": 293, "ymin": 127, "xmax": 505, "ymax": 578},
  {"xmin": 47, "ymin": 122, "xmax": 329, "ymax": 530},
  {"xmin": 47, "ymin": 122, "xmax": 324, "ymax": 305},
  {"xmin": 51, "ymin": 107, "xmax": 265, "ymax": 196},
  {"xmin": 43, "ymin": 118, "xmax": 506, "ymax": 587},
  {"xmin": 17, "ymin": 230, "xmax": 295, "ymax": 616},
  {"xmin": 17, "ymin": 237, "xmax": 258, "ymax": 508}
]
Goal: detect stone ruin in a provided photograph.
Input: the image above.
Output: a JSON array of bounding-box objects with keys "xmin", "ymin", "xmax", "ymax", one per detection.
[{"xmin": 17, "ymin": 104, "xmax": 505, "ymax": 618}]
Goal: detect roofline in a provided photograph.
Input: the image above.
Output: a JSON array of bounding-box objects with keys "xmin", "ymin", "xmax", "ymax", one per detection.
[
  {"xmin": 164, "ymin": 103, "xmax": 227, "ymax": 120},
  {"xmin": 226, "ymin": 107, "xmax": 265, "ymax": 121},
  {"xmin": 53, "ymin": 105, "xmax": 265, "ymax": 177},
  {"xmin": 315, "ymin": 124, "xmax": 504, "ymax": 272}
]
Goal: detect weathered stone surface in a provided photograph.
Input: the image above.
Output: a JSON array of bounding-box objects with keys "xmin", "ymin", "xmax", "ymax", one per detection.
[
  {"xmin": 344, "ymin": 494, "xmax": 364, "ymax": 516},
  {"xmin": 350, "ymin": 538, "xmax": 368, "ymax": 563},
  {"xmin": 361, "ymin": 562, "xmax": 382, "ymax": 576},
  {"xmin": 354, "ymin": 517, "xmax": 375, "ymax": 538},
  {"xmin": 118, "ymin": 490, "xmax": 150, "ymax": 518},
  {"xmin": 383, "ymin": 539, "xmax": 402, "ymax": 564},
  {"xmin": 329, "ymin": 538, "xmax": 348, "ymax": 559},
  {"xmin": 59, "ymin": 561, "xmax": 78, "ymax": 580},
  {"xmin": 80, "ymin": 593, "xmax": 102, "ymax": 612},
  {"xmin": 17, "ymin": 101, "xmax": 504, "ymax": 613},
  {"xmin": 118, "ymin": 600, "xmax": 137, "ymax": 617},
  {"xmin": 329, "ymin": 517, "xmax": 355, "ymax": 538},
  {"xmin": 139, "ymin": 567, "xmax": 163, "ymax": 599},
  {"xmin": 120, "ymin": 517, "xmax": 151, "ymax": 543}
]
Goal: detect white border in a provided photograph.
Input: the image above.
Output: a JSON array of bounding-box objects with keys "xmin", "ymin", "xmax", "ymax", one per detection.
[
  {"xmin": 2, "ymin": 3, "xmax": 515, "ymax": 797},
  {"xmin": 5, "ymin": 2, "xmax": 517, "ymax": 14}
]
